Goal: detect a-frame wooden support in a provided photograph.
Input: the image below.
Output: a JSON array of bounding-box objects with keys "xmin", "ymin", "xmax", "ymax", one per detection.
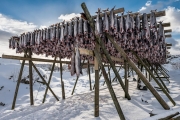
[
  {"xmin": 81, "ymin": 3, "xmax": 128, "ymax": 119},
  {"xmin": 133, "ymin": 53, "xmax": 175, "ymax": 106},
  {"xmin": 105, "ymin": 33, "xmax": 170, "ymax": 110},
  {"xmin": 11, "ymin": 50, "xmax": 59, "ymax": 109},
  {"xmin": 12, "ymin": 50, "xmax": 27, "ymax": 109},
  {"xmin": 42, "ymin": 57, "xmax": 57, "ymax": 103}
]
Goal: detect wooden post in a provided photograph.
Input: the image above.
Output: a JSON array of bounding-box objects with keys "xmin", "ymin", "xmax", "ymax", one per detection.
[
  {"xmin": 60, "ymin": 57, "xmax": 65, "ymax": 99},
  {"xmin": 81, "ymin": 4, "xmax": 131, "ymax": 100},
  {"xmin": 29, "ymin": 49, "xmax": 34, "ymax": 105},
  {"xmin": 88, "ymin": 60, "xmax": 92, "ymax": 90},
  {"xmin": 108, "ymin": 65, "xmax": 111, "ymax": 82},
  {"xmin": 94, "ymin": 46, "xmax": 126, "ymax": 120},
  {"xmin": 71, "ymin": 76, "xmax": 79, "ymax": 95},
  {"xmin": 42, "ymin": 57, "xmax": 57, "ymax": 103},
  {"xmin": 12, "ymin": 51, "xmax": 27, "ymax": 109},
  {"xmin": 31, "ymin": 61, "xmax": 59, "ymax": 101},
  {"xmin": 94, "ymin": 40, "xmax": 100, "ymax": 117},
  {"xmin": 135, "ymin": 56, "xmax": 175, "ymax": 106},
  {"xmin": 106, "ymin": 33, "xmax": 170, "ymax": 110},
  {"xmin": 124, "ymin": 60, "xmax": 128, "ymax": 98}
]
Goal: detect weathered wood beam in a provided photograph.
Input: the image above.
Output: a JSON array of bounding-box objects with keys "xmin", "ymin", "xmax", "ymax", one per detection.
[
  {"xmin": 166, "ymin": 43, "xmax": 172, "ymax": 46},
  {"xmin": 79, "ymin": 48, "xmax": 124, "ymax": 62},
  {"xmin": 161, "ymin": 22, "xmax": 171, "ymax": 27},
  {"xmin": 164, "ymin": 29, "xmax": 172, "ymax": 33},
  {"xmin": 106, "ymin": 33, "xmax": 170, "ymax": 110},
  {"xmin": 167, "ymin": 47, "xmax": 171, "ymax": 49},
  {"xmin": 118, "ymin": 10, "xmax": 165, "ymax": 19},
  {"xmin": 165, "ymin": 34, "xmax": 171, "ymax": 38},
  {"xmin": 91, "ymin": 8, "xmax": 124, "ymax": 19}
]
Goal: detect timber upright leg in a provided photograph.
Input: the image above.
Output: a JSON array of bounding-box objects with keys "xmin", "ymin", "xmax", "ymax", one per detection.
[
  {"xmin": 94, "ymin": 44, "xmax": 99, "ymax": 117},
  {"xmin": 12, "ymin": 50, "xmax": 27, "ymax": 109},
  {"xmin": 71, "ymin": 76, "xmax": 79, "ymax": 95},
  {"xmin": 88, "ymin": 60, "xmax": 92, "ymax": 90},
  {"xmin": 124, "ymin": 60, "xmax": 128, "ymax": 98},
  {"xmin": 29, "ymin": 49, "xmax": 34, "ymax": 105},
  {"xmin": 60, "ymin": 57, "xmax": 65, "ymax": 99}
]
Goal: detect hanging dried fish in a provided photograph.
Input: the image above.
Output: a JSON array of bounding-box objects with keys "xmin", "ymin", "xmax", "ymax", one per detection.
[
  {"xmin": 142, "ymin": 13, "xmax": 150, "ymax": 40},
  {"xmin": 68, "ymin": 20, "xmax": 73, "ymax": 38},
  {"xmin": 95, "ymin": 8, "xmax": 101, "ymax": 36},
  {"xmin": 119, "ymin": 12, "xmax": 125, "ymax": 33},
  {"xmin": 103, "ymin": 8, "xmax": 109, "ymax": 33},
  {"xmin": 71, "ymin": 51, "xmax": 76, "ymax": 76},
  {"xmin": 110, "ymin": 6, "xmax": 115, "ymax": 30},
  {"xmin": 75, "ymin": 45, "xmax": 82, "ymax": 77}
]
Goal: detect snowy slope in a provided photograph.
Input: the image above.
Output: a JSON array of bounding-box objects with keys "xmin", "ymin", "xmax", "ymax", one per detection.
[{"xmin": 0, "ymin": 56, "xmax": 180, "ymax": 120}]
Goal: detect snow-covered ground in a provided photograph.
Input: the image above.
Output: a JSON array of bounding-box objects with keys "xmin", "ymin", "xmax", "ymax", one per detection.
[{"xmin": 0, "ymin": 55, "xmax": 180, "ymax": 120}]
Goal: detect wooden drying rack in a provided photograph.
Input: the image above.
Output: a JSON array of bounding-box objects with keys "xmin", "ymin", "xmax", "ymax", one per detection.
[{"xmin": 2, "ymin": 3, "xmax": 174, "ymax": 120}]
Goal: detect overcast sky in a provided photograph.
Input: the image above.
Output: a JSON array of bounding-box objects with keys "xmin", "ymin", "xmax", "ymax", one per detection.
[{"xmin": 0, "ymin": 0, "xmax": 180, "ymax": 56}]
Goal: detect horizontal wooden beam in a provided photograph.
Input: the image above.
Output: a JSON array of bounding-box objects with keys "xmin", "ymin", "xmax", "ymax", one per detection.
[
  {"xmin": 79, "ymin": 48, "xmax": 123, "ymax": 62},
  {"xmin": 2, "ymin": 54, "xmax": 70, "ymax": 63},
  {"xmin": 167, "ymin": 47, "xmax": 171, "ymax": 49},
  {"xmin": 92, "ymin": 8, "xmax": 124, "ymax": 19},
  {"xmin": 165, "ymin": 34, "xmax": 171, "ymax": 38},
  {"xmin": 166, "ymin": 43, "xmax": 172, "ymax": 46},
  {"xmin": 140, "ymin": 10, "xmax": 165, "ymax": 19},
  {"xmin": 162, "ymin": 22, "xmax": 170, "ymax": 27},
  {"xmin": 164, "ymin": 29, "xmax": 172, "ymax": 33},
  {"xmin": 79, "ymin": 48, "xmax": 94, "ymax": 56},
  {"xmin": 118, "ymin": 10, "xmax": 165, "ymax": 19}
]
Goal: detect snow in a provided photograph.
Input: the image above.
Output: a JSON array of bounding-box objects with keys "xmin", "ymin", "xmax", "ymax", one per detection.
[{"xmin": 0, "ymin": 55, "xmax": 180, "ymax": 120}]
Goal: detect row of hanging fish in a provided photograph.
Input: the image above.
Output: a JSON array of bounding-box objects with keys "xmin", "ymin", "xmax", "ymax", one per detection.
[{"xmin": 9, "ymin": 7, "xmax": 167, "ymax": 64}]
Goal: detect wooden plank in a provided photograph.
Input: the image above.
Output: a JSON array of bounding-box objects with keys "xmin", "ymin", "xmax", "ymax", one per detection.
[
  {"xmin": 118, "ymin": 10, "xmax": 165, "ymax": 19},
  {"xmin": 166, "ymin": 43, "xmax": 172, "ymax": 46},
  {"xmin": 165, "ymin": 34, "xmax": 171, "ymax": 38},
  {"xmin": 158, "ymin": 22, "xmax": 171, "ymax": 27},
  {"xmin": 167, "ymin": 47, "xmax": 171, "ymax": 49},
  {"xmin": 79, "ymin": 48, "xmax": 94, "ymax": 56},
  {"xmin": 164, "ymin": 29, "xmax": 172, "ymax": 33},
  {"xmin": 91, "ymin": 7, "xmax": 124, "ymax": 19},
  {"xmin": 106, "ymin": 33, "xmax": 170, "ymax": 110}
]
